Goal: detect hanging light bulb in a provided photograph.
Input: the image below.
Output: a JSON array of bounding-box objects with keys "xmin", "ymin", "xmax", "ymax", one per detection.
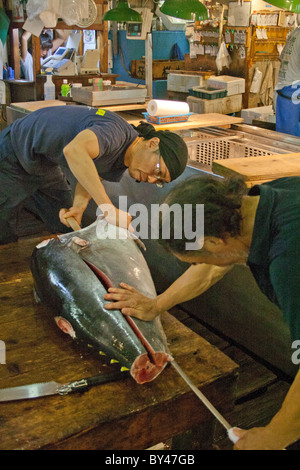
[
  {"xmin": 160, "ymin": 0, "xmax": 208, "ymax": 21},
  {"xmin": 102, "ymin": 1, "xmax": 142, "ymax": 22}
]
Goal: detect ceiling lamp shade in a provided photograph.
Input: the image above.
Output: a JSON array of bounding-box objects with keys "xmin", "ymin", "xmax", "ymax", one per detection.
[
  {"xmin": 102, "ymin": 1, "xmax": 142, "ymax": 22},
  {"xmin": 160, "ymin": 0, "xmax": 208, "ymax": 21},
  {"xmin": 266, "ymin": 0, "xmax": 300, "ymax": 12}
]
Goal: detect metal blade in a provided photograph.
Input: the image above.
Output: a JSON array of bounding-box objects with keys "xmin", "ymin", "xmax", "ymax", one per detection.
[
  {"xmin": 171, "ymin": 360, "xmax": 233, "ymax": 431},
  {"xmin": 0, "ymin": 381, "xmax": 62, "ymax": 402}
]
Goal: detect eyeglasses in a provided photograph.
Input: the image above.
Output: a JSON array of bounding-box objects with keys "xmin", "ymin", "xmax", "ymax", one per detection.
[{"xmin": 152, "ymin": 155, "xmax": 164, "ymax": 188}]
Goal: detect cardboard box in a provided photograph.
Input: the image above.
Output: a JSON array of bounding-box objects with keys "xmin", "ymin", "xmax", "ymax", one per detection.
[{"xmin": 131, "ymin": 60, "xmax": 185, "ymax": 80}]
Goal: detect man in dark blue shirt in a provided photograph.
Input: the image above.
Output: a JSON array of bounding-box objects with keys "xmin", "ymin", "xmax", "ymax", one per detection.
[{"xmin": 0, "ymin": 106, "xmax": 188, "ymax": 244}]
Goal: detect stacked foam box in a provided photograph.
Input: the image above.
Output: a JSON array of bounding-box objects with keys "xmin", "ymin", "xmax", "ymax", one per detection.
[
  {"xmin": 167, "ymin": 73, "xmax": 205, "ymax": 93},
  {"xmin": 241, "ymin": 105, "xmax": 275, "ymax": 125},
  {"xmin": 206, "ymin": 76, "xmax": 245, "ymax": 96},
  {"xmin": 187, "ymin": 75, "xmax": 245, "ymax": 115}
]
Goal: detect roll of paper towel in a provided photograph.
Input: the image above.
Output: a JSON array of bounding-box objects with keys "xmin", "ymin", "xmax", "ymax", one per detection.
[{"xmin": 147, "ymin": 100, "xmax": 190, "ymax": 117}]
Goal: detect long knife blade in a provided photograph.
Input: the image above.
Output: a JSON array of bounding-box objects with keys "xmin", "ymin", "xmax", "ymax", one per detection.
[
  {"xmin": 0, "ymin": 370, "xmax": 126, "ymax": 403},
  {"xmin": 171, "ymin": 360, "xmax": 239, "ymax": 444},
  {"xmin": 0, "ymin": 381, "xmax": 61, "ymax": 402}
]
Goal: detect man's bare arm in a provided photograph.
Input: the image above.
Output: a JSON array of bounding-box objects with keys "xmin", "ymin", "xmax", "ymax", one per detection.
[{"xmin": 105, "ymin": 264, "xmax": 233, "ymax": 321}]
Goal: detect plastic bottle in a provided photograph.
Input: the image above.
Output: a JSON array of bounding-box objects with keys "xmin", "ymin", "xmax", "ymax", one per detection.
[
  {"xmin": 157, "ymin": 17, "xmax": 163, "ymax": 31},
  {"xmin": 61, "ymin": 79, "xmax": 70, "ymax": 97},
  {"xmin": 70, "ymin": 83, "xmax": 82, "ymax": 97},
  {"xmin": 44, "ymin": 73, "xmax": 56, "ymax": 101},
  {"xmin": 93, "ymin": 78, "xmax": 103, "ymax": 91},
  {"xmin": 102, "ymin": 80, "xmax": 111, "ymax": 90}
]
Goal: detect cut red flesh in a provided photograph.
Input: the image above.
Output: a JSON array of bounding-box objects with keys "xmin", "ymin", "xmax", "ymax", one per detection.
[
  {"xmin": 82, "ymin": 258, "xmax": 171, "ymax": 382},
  {"xmin": 84, "ymin": 259, "xmax": 113, "ymax": 291},
  {"xmin": 131, "ymin": 351, "xmax": 172, "ymax": 384}
]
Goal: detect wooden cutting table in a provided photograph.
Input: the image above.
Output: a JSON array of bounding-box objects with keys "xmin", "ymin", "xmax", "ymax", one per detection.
[
  {"xmin": 212, "ymin": 152, "xmax": 300, "ymax": 187},
  {"xmin": 0, "ymin": 236, "xmax": 238, "ymax": 450},
  {"xmin": 8, "ymin": 100, "xmax": 243, "ymax": 131},
  {"xmin": 123, "ymin": 113, "xmax": 243, "ymax": 131},
  {"xmin": 8, "ymin": 100, "xmax": 149, "ymax": 114}
]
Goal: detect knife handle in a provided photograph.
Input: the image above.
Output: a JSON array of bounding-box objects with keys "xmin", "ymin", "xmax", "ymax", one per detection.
[
  {"xmin": 66, "ymin": 216, "xmax": 81, "ymax": 232},
  {"xmin": 227, "ymin": 428, "xmax": 240, "ymax": 444},
  {"xmin": 57, "ymin": 370, "xmax": 126, "ymax": 396},
  {"xmin": 85, "ymin": 370, "xmax": 125, "ymax": 387}
]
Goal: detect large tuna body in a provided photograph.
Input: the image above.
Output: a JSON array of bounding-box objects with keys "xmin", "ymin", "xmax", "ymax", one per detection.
[{"xmin": 31, "ymin": 220, "xmax": 172, "ymax": 384}]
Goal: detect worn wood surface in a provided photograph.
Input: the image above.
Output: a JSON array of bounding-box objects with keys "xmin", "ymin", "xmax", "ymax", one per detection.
[
  {"xmin": 9, "ymin": 103, "xmax": 243, "ymax": 132},
  {"xmin": 10, "ymin": 101, "xmax": 148, "ymax": 114},
  {"xmin": 170, "ymin": 307, "xmax": 295, "ymax": 450},
  {"xmin": 10, "ymin": 100, "xmax": 67, "ymax": 113},
  {"xmin": 0, "ymin": 237, "xmax": 238, "ymax": 450},
  {"xmin": 123, "ymin": 113, "xmax": 243, "ymax": 131},
  {"xmin": 212, "ymin": 153, "xmax": 300, "ymax": 187}
]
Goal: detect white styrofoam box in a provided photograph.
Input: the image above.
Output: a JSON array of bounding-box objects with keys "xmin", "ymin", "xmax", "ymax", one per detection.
[
  {"xmin": 207, "ymin": 76, "xmax": 245, "ymax": 96},
  {"xmin": 187, "ymin": 94, "xmax": 242, "ymax": 115},
  {"xmin": 167, "ymin": 73, "xmax": 205, "ymax": 93},
  {"xmin": 71, "ymin": 84, "xmax": 147, "ymax": 106},
  {"xmin": 241, "ymin": 105, "xmax": 274, "ymax": 125}
]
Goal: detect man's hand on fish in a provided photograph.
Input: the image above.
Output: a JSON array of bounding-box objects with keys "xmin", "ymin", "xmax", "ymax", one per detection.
[
  {"xmin": 104, "ymin": 283, "xmax": 160, "ymax": 321},
  {"xmin": 60, "ymin": 204, "xmax": 134, "ymax": 233},
  {"xmin": 60, "ymin": 206, "xmax": 85, "ymax": 228}
]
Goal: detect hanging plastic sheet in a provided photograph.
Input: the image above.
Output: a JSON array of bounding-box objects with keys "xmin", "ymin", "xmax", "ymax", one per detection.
[
  {"xmin": 216, "ymin": 42, "xmax": 231, "ymax": 72},
  {"xmin": 25, "ymin": 0, "xmax": 89, "ymax": 28},
  {"xmin": 60, "ymin": 0, "xmax": 84, "ymax": 26},
  {"xmin": 250, "ymin": 67, "xmax": 263, "ymax": 94},
  {"xmin": 26, "ymin": 0, "xmax": 48, "ymax": 21},
  {"xmin": 0, "ymin": 7, "xmax": 10, "ymax": 46}
]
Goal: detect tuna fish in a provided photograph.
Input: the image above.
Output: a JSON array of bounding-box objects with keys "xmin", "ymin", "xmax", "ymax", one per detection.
[{"xmin": 30, "ymin": 219, "xmax": 172, "ymax": 384}]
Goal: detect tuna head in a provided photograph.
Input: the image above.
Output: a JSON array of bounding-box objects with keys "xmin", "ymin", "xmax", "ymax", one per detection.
[{"xmin": 31, "ymin": 221, "xmax": 172, "ymax": 384}]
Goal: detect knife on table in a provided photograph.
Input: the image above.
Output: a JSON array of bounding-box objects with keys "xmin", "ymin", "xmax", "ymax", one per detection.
[{"xmin": 0, "ymin": 370, "xmax": 126, "ymax": 403}]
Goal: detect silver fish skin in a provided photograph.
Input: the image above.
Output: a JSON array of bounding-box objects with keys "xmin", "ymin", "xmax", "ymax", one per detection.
[{"xmin": 31, "ymin": 220, "xmax": 172, "ymax": 384}]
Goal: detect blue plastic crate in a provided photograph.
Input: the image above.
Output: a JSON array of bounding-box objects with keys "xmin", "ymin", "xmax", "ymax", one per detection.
[{"xmin": 143, "ymin": 112, "xmax": 193, "ymax": 125}]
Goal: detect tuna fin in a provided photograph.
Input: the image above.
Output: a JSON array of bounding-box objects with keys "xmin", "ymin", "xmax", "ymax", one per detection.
[
  {"xmin": 33, "ymin": 287, "xmax": 41, "ymax": 304},
  {"xmin": 54, "ymin": 317, "xmax": 76, "ymax": 339},
  {"xmin": 128, "ymin": 233, "xmax": 146, "ymax": 252},
  {"xmin": 66, "ymin": 237, "xmax": 90, "ymax": 254}
]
